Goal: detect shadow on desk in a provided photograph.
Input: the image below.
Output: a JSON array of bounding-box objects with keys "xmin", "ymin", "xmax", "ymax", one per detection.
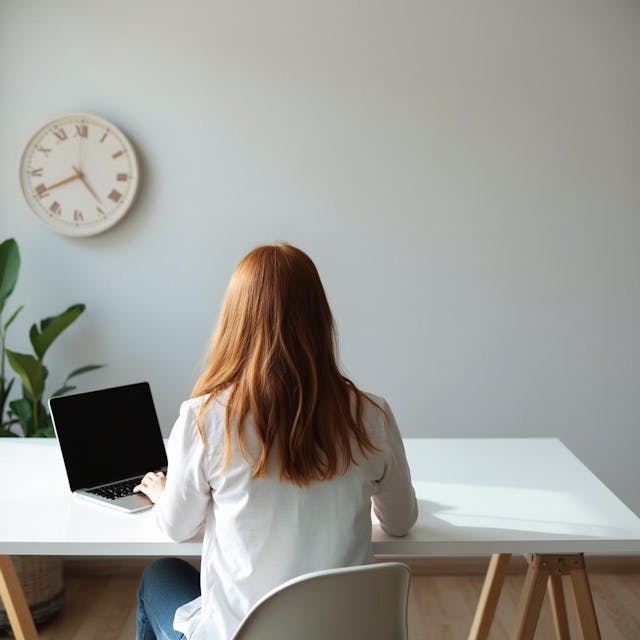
[{"xmin": 412, "ymin": 494, "xmax": 637, "ymax": 545}]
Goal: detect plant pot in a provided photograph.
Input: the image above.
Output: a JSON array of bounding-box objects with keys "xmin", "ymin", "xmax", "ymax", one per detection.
[{"xmin": 0, "ymin": 556, "xmax": 64, "ymax": 631}]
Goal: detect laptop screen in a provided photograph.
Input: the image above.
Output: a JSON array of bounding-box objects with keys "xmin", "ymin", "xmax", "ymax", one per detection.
[{"xmin": 50, "ymin": 382, "xmax": 168, "ymax": 492}]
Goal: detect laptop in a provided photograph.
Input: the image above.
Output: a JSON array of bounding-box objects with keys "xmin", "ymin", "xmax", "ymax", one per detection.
[{"xmin": 49, "ymin": 382, "xmax": 168, "ymax": 513}]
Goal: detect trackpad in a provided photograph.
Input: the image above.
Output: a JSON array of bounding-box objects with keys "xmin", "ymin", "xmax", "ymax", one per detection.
[{"xmin": 116, "ymin": 493, "xmax": 153, "ymax": 511}]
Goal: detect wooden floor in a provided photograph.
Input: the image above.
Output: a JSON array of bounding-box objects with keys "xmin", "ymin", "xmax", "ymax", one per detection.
[{"xmin": 2, "ymin": 572, "xmax": 640, "ymax": 639}]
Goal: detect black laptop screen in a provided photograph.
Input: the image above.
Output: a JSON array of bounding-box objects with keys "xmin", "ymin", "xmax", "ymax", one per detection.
[{"xmin": 50, "ymin": 382, "xmax": 168, "ymax": 492}]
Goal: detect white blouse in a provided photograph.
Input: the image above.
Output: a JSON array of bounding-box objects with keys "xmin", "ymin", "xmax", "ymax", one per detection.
[{"xmin": 154, "ymin": 390, "xmax": 418, "ymax": 640}]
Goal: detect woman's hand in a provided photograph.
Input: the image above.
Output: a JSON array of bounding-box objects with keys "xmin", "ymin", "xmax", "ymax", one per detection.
[{"xmin": 133, "ymin": 471, "xmax": 166, "ymax": 504}]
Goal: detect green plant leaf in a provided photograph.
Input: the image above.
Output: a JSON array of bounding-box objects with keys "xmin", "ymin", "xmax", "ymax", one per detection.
[
  {"xmin": 9, "ymin": 398, "xmax": 32, "ymax": 422},
  {"xmin": 8, "ymin": 398, "xmax": 30, "ymax": 437},
  {"xmin": 51, "ymin": 384, "xmax": 77, "ymax": 397},
  {"xmin": 29, "ymin": 304, "xmax": 85, "ymax": 361},
  {"xmin": 66, "ymin": 364, "xmax": 105, "ymax": 380},
  {"xmin": 0, "ymin": 428, "xmax": 19, "ymax": 438},
  {"xmin": 21, "ymin": 384, "xmax": 33, "ymax": 403},
  {"xmin": 6, "ymin": 351, "xmax": 45, "ymax": 400},
  {"xmin": 3, "ymin": 304, "xmax": 24, "ymax": 332},
  {"xmin": 34, "ymin": 412, "xmax": 54, "ymax": 437},
  {"xmin": 0, "ymin": 238, "xmax": 20, "ymax": 314},
  {"xmin": 0, "ymin": 377, "xmax": 15, "ymax": 416},
  {"xmin": 34, "ymin": 425, "xmax": 55, "ymax": 438}
]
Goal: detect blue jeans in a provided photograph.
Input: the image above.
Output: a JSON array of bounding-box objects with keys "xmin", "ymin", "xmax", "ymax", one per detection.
[{"xmin": 137, "ymin": 557, "xmax": 201, "ymax": 640}]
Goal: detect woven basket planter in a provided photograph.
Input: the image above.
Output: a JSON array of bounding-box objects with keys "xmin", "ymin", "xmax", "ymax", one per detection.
[{"xmin": 0, "ymin": 556, "xmax": 64, "ymax": 631}]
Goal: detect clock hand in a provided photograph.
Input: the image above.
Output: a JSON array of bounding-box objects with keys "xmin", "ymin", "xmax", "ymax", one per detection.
[
  {"xmin": 43, "ymin": 173, "xmax": 82, "ymax": 192},
  {"xmin": 72, "ymin": 165, "xmax": 102, "ymax": 203}
]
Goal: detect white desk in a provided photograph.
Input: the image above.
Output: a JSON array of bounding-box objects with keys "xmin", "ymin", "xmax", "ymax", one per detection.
[{"xmin": 2, "ymin": 438, "xmax": 640, "ymax": 639}]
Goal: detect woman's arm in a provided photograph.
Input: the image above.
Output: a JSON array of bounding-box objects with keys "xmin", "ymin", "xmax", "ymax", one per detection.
[
  {"xmin": 153, "ymin": 402, "xmax": 212, "ymax": 542},
  {"xmin": 371, "ymin": 400, "xmax": 418, "ymax": 537}
]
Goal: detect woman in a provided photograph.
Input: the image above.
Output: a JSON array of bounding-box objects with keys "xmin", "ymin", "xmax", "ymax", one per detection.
[{"xmin": 134, "ymin": 243, "xmax": 417, "ymax": 640}]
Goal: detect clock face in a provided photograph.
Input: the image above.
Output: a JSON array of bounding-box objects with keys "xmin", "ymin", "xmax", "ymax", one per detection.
[{"xmin": 19, "ymin": 113, "xmax": 139, "ymax": 237}]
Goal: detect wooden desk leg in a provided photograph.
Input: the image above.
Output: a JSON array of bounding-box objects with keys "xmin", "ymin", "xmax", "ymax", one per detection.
[
  {"xmin": 510, "ymin": 553, "xmax": 601, "ymax": 640},
  {"xmin": 548, "ymin": 573, "xmax": 570, "ymax": 640},
  {"xmin": 468, "ymin": 553, "xmax": 511, "ymax": 640},
  {"xmin": 567, "ymin": 556, "xmax": 601, "ymax": 640},
  {"xmin": 0, "ymin": 555, "xmax": 39, "ymax": 640},
  {"xmin": 510, "ymin": 554, "xmax": 550, "ymax": 640}
]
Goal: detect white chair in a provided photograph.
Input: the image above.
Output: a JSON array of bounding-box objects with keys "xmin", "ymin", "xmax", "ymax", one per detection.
[{"xmin": 232, "ymin": 562, "xmax": 411, "ymax": 640}]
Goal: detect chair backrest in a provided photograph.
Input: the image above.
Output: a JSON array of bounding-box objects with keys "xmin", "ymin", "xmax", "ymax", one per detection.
[{"xmin": 231, "ymin": 562, "xmax": 411, "ymax": 640}]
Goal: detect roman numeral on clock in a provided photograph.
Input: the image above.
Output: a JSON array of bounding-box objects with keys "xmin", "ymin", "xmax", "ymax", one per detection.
[
  {"xmin": 53, "ymin": 128, "xmax": 68, "ymax": 142},
  {"xmin": 35, "ymin": 184, "xmax": 49, "ymax": 198}
]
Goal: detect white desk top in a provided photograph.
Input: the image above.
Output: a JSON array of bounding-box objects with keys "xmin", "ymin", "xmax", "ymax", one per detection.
[{"xmin": 1, "ymin": 438, "xmax": 640, "ymax": 556}]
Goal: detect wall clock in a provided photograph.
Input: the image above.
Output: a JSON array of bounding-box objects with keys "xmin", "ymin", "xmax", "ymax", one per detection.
[{"xmin": 19, "ymin": 113, "xmax": 139, "ymax": 237}]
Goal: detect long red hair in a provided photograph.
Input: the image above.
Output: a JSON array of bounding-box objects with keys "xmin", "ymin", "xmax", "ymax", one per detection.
[{"xmin": 191, "ymin": 243, "xmax": 379, "ymax": 486}]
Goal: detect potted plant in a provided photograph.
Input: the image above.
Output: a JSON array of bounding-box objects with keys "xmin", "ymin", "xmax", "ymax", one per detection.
[{"xmin": 0, "ymin": 237, "xmax": 104, "ymax": 629}]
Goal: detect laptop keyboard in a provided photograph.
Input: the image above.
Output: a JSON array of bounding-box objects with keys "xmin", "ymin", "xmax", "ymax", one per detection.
[{"xmin": 87, "ymin": 476, "xmax": 144, "ymax": 501}]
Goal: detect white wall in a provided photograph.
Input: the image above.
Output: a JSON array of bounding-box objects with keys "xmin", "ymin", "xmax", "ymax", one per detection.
[{"xmin": 2, "ymin": 1, "xmax": 640, "ymax": 512}]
